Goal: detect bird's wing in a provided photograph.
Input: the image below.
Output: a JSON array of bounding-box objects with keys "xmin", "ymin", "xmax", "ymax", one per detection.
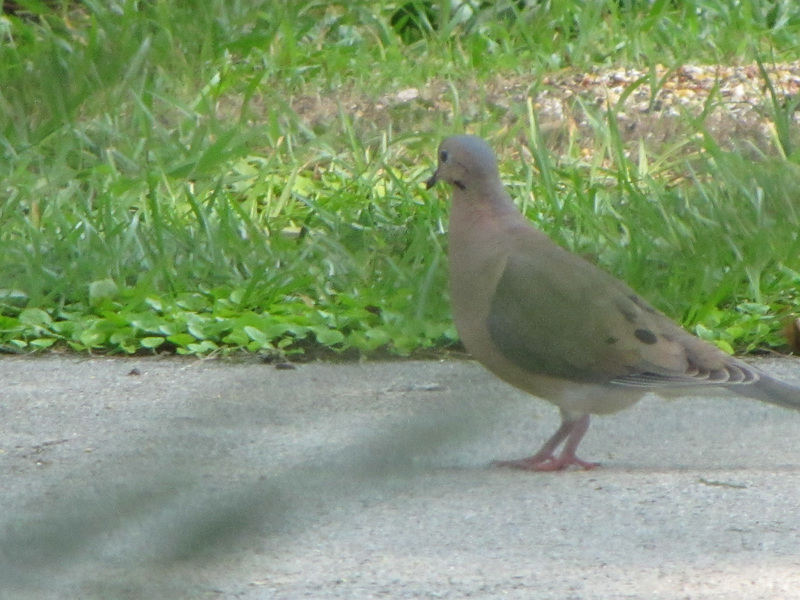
[{"xmin": 485, "ymin": 234, "xmax": 758, "ymax": 388}]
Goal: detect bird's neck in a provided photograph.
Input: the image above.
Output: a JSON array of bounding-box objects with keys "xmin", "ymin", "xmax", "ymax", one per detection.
[{"xmin": 450, "ymin": 180, "xmax": 524, "ymax": 230}]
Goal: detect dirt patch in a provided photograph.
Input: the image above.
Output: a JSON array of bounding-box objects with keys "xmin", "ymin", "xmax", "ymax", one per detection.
[{"xmin": 286, "ymin": 61, "xmax": 800, "ymax": 160}]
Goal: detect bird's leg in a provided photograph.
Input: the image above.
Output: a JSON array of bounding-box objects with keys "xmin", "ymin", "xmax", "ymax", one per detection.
[
  {"xmin": 549, "ymin": 413, "xmax": 599, "ymax": 470},
  {"xmin": 493, "ymin": 413, "xmax": 598, "ymax": 471}
]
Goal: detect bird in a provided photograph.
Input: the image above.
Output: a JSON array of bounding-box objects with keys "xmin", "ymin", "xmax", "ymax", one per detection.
[{"xmin": 426, "ymin": 134, "xmax": 800, "ymax": 471}]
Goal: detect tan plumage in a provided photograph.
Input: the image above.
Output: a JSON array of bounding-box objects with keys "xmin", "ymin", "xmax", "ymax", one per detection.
[{"xmin": 427, "ymin": 134, "xmax": 800, "ymax": 470}]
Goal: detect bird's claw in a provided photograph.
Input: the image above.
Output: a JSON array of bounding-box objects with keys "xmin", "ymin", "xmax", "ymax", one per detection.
[{"xmin": 492, "ymin": 455, "xmax": 599, "ymax": 472}]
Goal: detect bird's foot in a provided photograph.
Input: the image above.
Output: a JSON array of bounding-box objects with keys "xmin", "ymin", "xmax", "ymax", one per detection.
[
  {"xmin": 492, "ymin": 454, "xmax": 599, "ymax": 472},
  {"xmin": 492, "ymin": 414, "xmax": 597, "ymax": 471}
]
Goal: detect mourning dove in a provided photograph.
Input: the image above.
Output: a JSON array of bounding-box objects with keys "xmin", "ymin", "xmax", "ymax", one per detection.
[{"xmin": 426, "ymin": 134, "xmax": 800, "ymax": 471}]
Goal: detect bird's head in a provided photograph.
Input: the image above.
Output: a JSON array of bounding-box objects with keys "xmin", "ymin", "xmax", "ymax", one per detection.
[{"xmin": 426, "ymin": 135, "xmax": 500, "ymax": 192}]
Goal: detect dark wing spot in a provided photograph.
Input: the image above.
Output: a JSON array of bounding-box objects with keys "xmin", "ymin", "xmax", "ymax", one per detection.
[
  {"xmin": 605, "ymin": 336, "xmax": 619, "ymax": 345},
  {"xmin": 634, "ymin": 328, "xmax": 658, "ymax": 345},
  {"xmin": 629, "ymin": 294, "xmax": 658, "ymax": 314},
  {"xmin": 614, "ymin": 298, "xmax": 639, "ymax": 323}
]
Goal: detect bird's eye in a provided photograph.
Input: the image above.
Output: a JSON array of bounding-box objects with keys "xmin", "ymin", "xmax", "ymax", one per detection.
[{"xmin": 439, "ymin": 150, "xmax": 449, "ymax": 163}]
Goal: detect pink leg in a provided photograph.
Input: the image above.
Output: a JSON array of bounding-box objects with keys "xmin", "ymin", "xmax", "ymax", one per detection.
[{"xmin": 493, "ymin": 413, "xmax": 598, "ymax": 471}]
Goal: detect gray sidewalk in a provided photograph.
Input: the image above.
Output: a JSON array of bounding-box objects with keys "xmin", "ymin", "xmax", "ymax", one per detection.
[{"xmin": 2, "ymin": 355, "xmax": 800, "ymax": 599}]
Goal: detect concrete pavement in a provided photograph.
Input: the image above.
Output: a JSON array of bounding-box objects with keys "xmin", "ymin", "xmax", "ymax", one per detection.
[{"xmin": 2, "ymin": 355, "xmax": 800, "ymax": 599}]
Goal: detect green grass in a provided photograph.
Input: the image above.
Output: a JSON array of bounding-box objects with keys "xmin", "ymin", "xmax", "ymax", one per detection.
[{"xmin": 2, "ymin": 0, "xmax": 800, "ymax": 357}]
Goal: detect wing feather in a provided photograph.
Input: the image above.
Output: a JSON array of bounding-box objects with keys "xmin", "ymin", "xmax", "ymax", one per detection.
[{"xmin": 486, "ymin": 241, "xmax": 761, "ymax": 390}]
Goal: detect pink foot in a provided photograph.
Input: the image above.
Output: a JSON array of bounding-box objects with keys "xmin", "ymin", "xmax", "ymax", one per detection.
[
  {"xmin": 493, "ymin": 455, "xmax": 599, "ymax": 472},
  {"xmin": 492, "ymin": 413, "xmax": 599, "ymax": 471}
]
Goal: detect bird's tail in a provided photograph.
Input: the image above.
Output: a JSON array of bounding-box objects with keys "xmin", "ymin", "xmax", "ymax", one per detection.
[{"xmin": 730, "ymin": 375, "xmax": 800, "ymax": 411}]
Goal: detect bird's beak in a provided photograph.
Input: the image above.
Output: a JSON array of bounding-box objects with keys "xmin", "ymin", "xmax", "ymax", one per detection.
[{"xmin": 425, "ymin": 170, "xmax": 439, "ymax": 190}]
